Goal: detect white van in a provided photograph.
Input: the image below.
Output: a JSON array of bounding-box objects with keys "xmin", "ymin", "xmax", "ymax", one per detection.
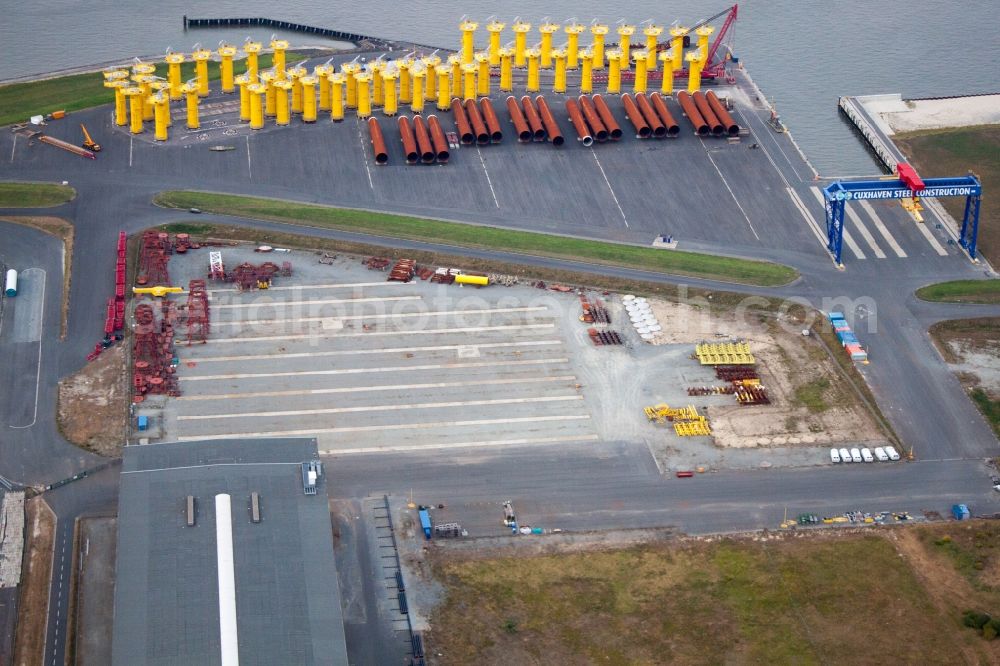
[
  {"xmin": 850, "ymin": 448, "xmax": 863, "ymax": 463},
  {"xmin": 840, "ymin": 447, "xmax": 852, "ymax": 463},
  {"xmin": 874, "ymin": 447, "xmax": 889, "ymax": 462},
  {"xmin": 861, "ymin": 448, "xmax": 874, "ymax": 463},
  {"xmin": 885, "ymin": 446, "xmax": 900, "ymax": 461},
  {"xmin": 830, "ymin": 448, "xmax": 841, "ymax": 463}
]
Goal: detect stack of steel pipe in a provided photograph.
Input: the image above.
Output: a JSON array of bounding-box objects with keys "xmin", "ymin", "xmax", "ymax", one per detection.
[
  {"xmin": 676, "ymin": 91, "xmax": 709, "ymax": 136},
  {"xmin": 635, "ymin": 94, "xmax": 666, "ymax": 138},
  {"xmin": 412, "ymin": 115, "xmax": 436, "ymax": 163},
  {"xmin": 692, "ymin": 91, "xmax": 724, "ymax": 136},
  {"xmin": 520, "ymin": 96, "xmax": 546, "ymax": 141},
  {"xmin": 464, "ymin": 98, "xmax": 490, "ymax": 145},
  {"xmin": 478, "ymin": 98, "xmax": 503, "ymax": 143},
  {"xmin": 620, "ymin": 94, "xmax": 651, "ymax": 138},
  {"xmin": 367, "ymin": 117, "xmax": 388, "ymax": 165},
  {"xmin": 577, "ymin": 95, "xmax": 608, "ymax": 142},
  {"xmin": 451, "ymin": 98, "xmax": 474, "ymax": 144},
  {"xmin": 534, "ymin": 96, "xmax": 564, "ymax": 146},
  {"xmin": 649, "ymin": 93, "xmax": 680, "ymax": 137},
  {"xmin": 591, "ymin": 95, "xmax": 623, "ymax": 140},
  {"xmin": 706, "ymin": 91, "xmax": 740, "ymax": 136},
  {"xmin": 398, "ymin": 116, "xmax": 419, "ymax": 163},
  {"xmin": 565, "ymin": 98, "xmax": 593, "ymax": 146},
  {"xmin": 506, "ymin": 96, "xmax": 532, "ymax": 142},
  {"xmin": 426, "ymin": 115, "xmax": 450, "ymax": 162}
]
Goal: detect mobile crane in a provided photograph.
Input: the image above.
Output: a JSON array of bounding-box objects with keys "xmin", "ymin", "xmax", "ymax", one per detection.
[{"xmin": 80, "ymin": 124, "xmax": 101, "ymax": 152}]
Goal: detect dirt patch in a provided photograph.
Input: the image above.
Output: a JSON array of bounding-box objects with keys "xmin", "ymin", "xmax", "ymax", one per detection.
[
  {"xmin": 57, "ymin": 345, "xmax": 126, "ymax": 456},
  {"xmin": 929, "ymin": 318, "xmax": 1000, "ymax": 437},
  {"xmin": 0, "ymin": 216, "xmax": 73, "ymax": 338},
  {"xmin": 13, "ymin": 498, "xmax": 55, "ymax": 666}
]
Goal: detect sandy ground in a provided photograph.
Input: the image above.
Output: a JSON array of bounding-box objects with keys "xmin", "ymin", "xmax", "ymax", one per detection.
[
  {"xmin": 13, "ymin": 498, "xmax": 54, "ymax": 666},
  {"xmin": 948, "ymin": 340, "xmax": 1000, "ymax": 395},
  {"xmin": 57, "ymin": 345, "xmax": 126, "ymax": 456},
  {"xmin": 864, "ymin": 93, "xmax": 1000, "ymax": 134}
]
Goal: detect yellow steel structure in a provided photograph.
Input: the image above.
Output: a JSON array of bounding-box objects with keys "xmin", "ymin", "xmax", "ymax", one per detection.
[
  {"xmin": 435, "ymin": 65, "xmax": 451, "ymax": 110},
  {"xmin": 498, "ymin": 47, "xmax": 513, "ymax": 92},
  {"xmin": 342, "ymin": 62, "xmax": 360, "ymax": 108},
  {"xmin": 397, "ymin": 59, "xmax": 412, "ymax": 104},
  {"xmin": 552, "ymin": 49, "xmax": 567, "ymax": 93},
  {"xmin": 459, "ymin": 19, "xmax": 478, "ymax": 64},
  {"xmin": 486, "ymin": 20, "xmax": 505, "ymax": 65},
  {"xmin": 105, "ymin": 79, "xmax": 129, "ymax": 126},
  {"xmin": 247, "ymin": 82, "xmax": 266, "ymax": 129},
  {"xmin": 314, "ymin": 64, "xmax": 333, "ymax": 110},
  {"xmin": 686, "ymin": 50, "xmax": 705, "ymax": 93},
  {"xmin": 218, "ymin": 44, "xmax": 237, "ymax": 92},
  {"xmin": 422, "ymin": 55, "xmax": 440, "ymax": 101},
  {"xmin": 475, "ymin": 52, "xmax": 490, "ymax": 96},
  {"xmin": 526, "ymin": 48, "xmax": 541, "ymax": 92},
  {"xmin": 235, "ymin": 74, "xmax": 251, "ymax": 121},
  {"xmin": 695, "ymin": 25, "xmax": 714, "ymax": 61},
  {"xmin": 132, "ymin": 74, "xmax": 155, "ymax": 121},
  {"xmin": 579, "ymin": 48, "xmax": 593, "ymax": 93},
  {"xmin": 409, "ymin": 66, "xmax": 425, "ymax": 114},
  {"xmin": 288, "ymin": 64, "xmax": 307, "ymax": 113},
  {"xmin": 632, "ymin": 51, "xmax": 648, "ymax": 93},
  {"xmin": 448, "ymin": 54, "xmax": 462, "ymax": 97},
  {"xmin": 273, "ymin": 79, "xmax": 291, "ymax": 125},
  {"xmin": 150, "ymin": 80, "xmax": 172, "ymax": 124},
  {"xmin": 383, "ymin": 69, "xmax": 399, "ymax": 116},
  {"xmin": 125, "ymin": 87, "xmax": 144, "ymax": 134},
  {"xmin": 260, "ymin": 70, "xmax": 277, "ymax": 116},
  {"xmin": 590, "ymin": 24, "xmax": 609, "ymax": 69},
  {"xmin": 669, "ymin": 26, "xmax": 688, "ymax": 71},
  {"xmin": 658, "ymin": 52, "xmax": 674, "ymax": 94},
  {"xmin": 512, "ymin": 20, "xmax": 531, "ymax": 68},
  {"xmin": 674, "ymin": 419, "xmax": 711, "ymax": 437},
  {"xmin": 455, "ymin": 274, "xmax": 488, "ymax": 286},
  {"xmin": 328, "ymin": 73, "xmax": 345, "ymax": 121},
  {"xmin": 270, "ymin": 39, "xmax": 289, "ymax": 80},
  {"xmin": 355, "ymin": 72, "xmax": 372, "ymax": 118},
  {"xmin": 132, "ymin": 286, "xmax": 183, "ymax": 297},
  {"xmin": 370, "ymin": 62, "xmax": 384, "ymax": 107},
  {"xmin": 181, "ymin": 82, "xmax": 200, "ymax": 129},
  {"xmin": 643, "ymin": 404, "xmax": 699, "ymax": 424},
  {"xmin": 605, "ymin": 49, "xmax": 622, "ymax": 94},
  {"xmin": 539, "ymin": 21, "xmax": 559, "ymax": 68},
  {"xmin": 461, "ymin": 63, "xmax": 477, "ymax": 102},
  {"xmin": 153, "ymin": 93, "xmax": 169, "ymax": 141},
  {"xmin": 165, "ymin": 52, "xmax": 185, "ymax": 99},
  {"xmin": 644, "ymin": 25, "xmax": 663, "ymax": 70},
  {"xmin": 564, "ymin": 22, "xmax": 584, "ymax": 69},
  {"xmin": 192, "ymin": 48, "xmax": 212, "ymax": 97},
  {"xmin": 617, "ymin": 24, "xmax": 635, "ymax": 64},
  {"xmin": 243, "ymin": 41, "xmax": 262, "ymax": 83},
  {"xmin": 300, "ymin": 75, "xmax": 318, "ymax": 122},
  {"xmin": 694, "ymin": 341, "xmax": 754, "ymax": 365}
]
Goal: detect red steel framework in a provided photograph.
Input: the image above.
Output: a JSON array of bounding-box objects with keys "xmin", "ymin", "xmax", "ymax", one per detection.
[
  {"xmin": 136, "ymin": 230, "xmax": 171, "ymax": 286},
  {"xmin": 185, "ymin": 279, "xmax": 210, "ymax": 344}
]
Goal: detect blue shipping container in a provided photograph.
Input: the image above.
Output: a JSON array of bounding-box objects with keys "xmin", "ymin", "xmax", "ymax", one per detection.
[
  {"xmin": 828, "ymin": 312, "xmax": 845, "ymax": 321},
  {"xmin": 137, "ymin": 415, "xmax": 148, "ymax": 431},
  {"xmin": 418, "ymin": 508, "xmax": 432, "ymax": 539}
]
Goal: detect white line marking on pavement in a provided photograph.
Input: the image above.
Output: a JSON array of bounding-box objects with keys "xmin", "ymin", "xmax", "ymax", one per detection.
[
  {"xmin": 9, "ymin": 134, "xmax": 16, "ymax": 162},
  {"xmin": 358, "ymin": 119, "xmax": 374, "ymax": 190},
  {"xmin": 178, "ymin": 395, "xmax": 584, "ymax": 420},
  {"xmin": 245, "ymin": 135, "xmax": 252, "ymax": 180},
  {"xmin": 913, "ymin": 214, "xmax": 950, "ymax": 255},
  {"xmin": 591, "ymin": 149, "xmax": 629, "ymax": 228},
  {"xmin": 858, "ymin": 200, "xmax": 907, "ymax": 258},
  {"xmin": 210, "ymin": 305, "xmax": 548, "ymax": 327},
  {"xmin": 177, "ymin": 414, "xmax": 591, "ymax": 441},
  {"xmin": 210, "ymin": 295, "xmax": 421, "ymax": 310},
  {"xmin": 704, "ymin": 144, "xmax": 759, "ymax": 240},
  {"xmin": 844, "ymin": 204, "xmax": 886, "ymax": 258},
  {"xmin": 182, "ymin": 339, "xmax": 562, "ymax": 362},
  {"xmin": 9, "ymin": 267, "xmax": 45, "ymax": 429},
  {"xmin": 203, "ymin": 322, "xmax": 556, "ymax": 344},
  {"xmin": 323, "ymin": 434, "xmax": 602, "ymax": 455},
  {"xmin": 129, "ymin": 136, "xmax": 133, "ymax": 167},
  {"xmin": 477, "ymin": 146, "xmax": 500, "ymax": 208},
  {"xmin": 180, "ymin": 357, "xmax": 569, "ymax": 381},
  {"xmin": 808, "ymin": 187, "xmax": 865, "ymax": 259},
  {"xmin": 208, "ymin": 281, "xmax": 404, "ymax": 294},
  {"xmin": 786, "ymin": 187, "xmax": 828, "ymax": 247}
]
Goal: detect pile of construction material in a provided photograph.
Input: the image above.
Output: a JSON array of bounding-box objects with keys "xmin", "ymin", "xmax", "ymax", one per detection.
[
  {"xmin": 132, "ymin": 302, "xmax": 179, "ymax": 401},
  {"xmin": 623, "ymin": 295, "xmax": 661, "ymax": 341},
  {"xmin": 694, "ymin": 341, "xmax": 755, "ymax": 365},
  {"xmin": 643, "ymin": 403, "xmax": 711, "ymax": 436}
]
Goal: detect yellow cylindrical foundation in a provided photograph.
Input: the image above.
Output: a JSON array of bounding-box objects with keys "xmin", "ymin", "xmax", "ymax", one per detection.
[
  {"xmin": 153, "ymin": 94, "xmax": 169, "ymax": 141},
  {"xmin": 398, "ymin": 61, "xmax": 412, "ymax": 104},
  {"xmin": 261, "ymin": 71, "xmax": 276, "ymax": 116},
  {"xmin": 192, "ymin": 49, "xmax": 211, "ymax": 97},
  {"xmin": 244, "ymin": 42, "xmax": 262, "ymax": 83},
  {"xmin": 314, "ymin": 64, "xmax": 332, "ymax": 110},
  {"xmin": 356, "ymin": 72, "xmax": 372, "ymax": 118},
  {"xmin": 658, "ymin": 52, "xmax": 674, "ymax": 94},
  {"xmin": 150, "ymin": 81, "xmax": 171, "ymax": 125},
  {"xmin": 449, "ymin": 55, "xmax": 462, "ymax": 98},
  {"xmin": 552, "ymin": 49, "xmax": 567, "ymax": 93},
  {"xmin": 580, "ymin": 49, "xmax": 593, "ymax": 93},
  {"xmin": 300, "ymin": 76, "xmax": 317, "ymax": 122},
  {"xmin": 435, "ymin": 65, "xmax": 451, "ymax": 110},
  {"xmin": 526, "ymin": 48, "xmax": 540, "ymax": 92},
  {"xmin": 288, "ymin": 65, "xmax": 306, "ymax": 113},
  {"xmin": 487, "ymin": 20, "xmax": 505, "ymax": 66},
  {"xmin": 670, "ymin": 27, "xmax": 688, "ymax": 72},
  {"xmin": 565, "ymin": 23, "xmax": 584, "ymax": 69},
  {"xmin": 591, "ymin": 25, "xmax": 609, "ymax": 69},
  {"xmin": 475, "ymin": 52, "xmax": 490, "ymax": 96},
  {"xmin": 696, "ymin": 25, "xmax": 714, "ymax": 62},
  {"xmin": 329, "ymin": 73, "xmax": 345, "ymax": 121},
  {"xmin": 181, "ymin": 83, "xmax": 199, "ymax": 129},
  {"xmin": 409, "ymin": 68, "xmax": 425, "ymax": 114},
  {"xmin": 133, "ymin": 75, "xmax": 155, "ymax": 121},
  {"xmin": 540, "ymin": 22, "xmax": 559, "ymax": 68},
  {"xmin": 219, "ymin": 45, "xmax": 237, "ymax": 93},
  {"xmin": 247, "ymin": 83, "xmax": 265, "ymax": 129},
  {"xmin": 499, "ymin": 48, "xmax": 513, "ymax": 92},
  {"xmin": 645, "ymin": 26, "xmax": 663, "ymax": 70},
  {"xmin": 513, "ymin": 21, "xmax": 531, "ymax": 68},
  {"xmin": 461, "ymin": 63, "xmax": 476, "ymax": 102},
  {"xmin": 270, "ymin": 40, "xmax": 289, "ymax": 80},
  {"xmin": 342, "ymin": 63, "xmax": 360, "ymax": 108},
  {"xmin": 165, "ymin": 53, "xmax": 185, "ymax": 99},
  {"xmin": 383, "ymin": 71, "xmax": 398, "ymax": 116},
  {"xmin": 236, "ymin": 74, "xmax": 251, "ymax": 121},
  {"xmin": 273, "ymin": 80, "xmax": 291, "ymax": 125},
  {"xmin": 371, "ymin": 63, "xmax": 385, "ymax": 106},
  {"xmin": 112, "ymin": 83, "xmax": 128, "ymax": 126},
  {"xmin": 460, "ymin": 20, "xmax": 478, "ymax": 65},
  {"xmin": 606, "ymin": 50, "xmax": 622, "ymax": 94},
  {"xmin": 633, "ymin": 52, "xmax": 648, "ymax": 93},
  {"xmin": 686, "ymin": 51, "xmax": 705, "ymax": 93},
  {"xmin": 125, "ymin": 87, "xmax": 144, "ymax": 134},
  {"xmin": 424, "ymin": 56, "xmax": 441, "ymax": 102},
  {"xmin": 617, "ymin": 25, "xmax": 635, "ymax": 65}
]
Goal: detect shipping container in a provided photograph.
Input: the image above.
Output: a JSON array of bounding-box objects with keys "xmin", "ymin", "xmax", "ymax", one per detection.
[
  {"xmin": 418, "ymin": 508, "xmax": 433, "ymax": 539},
  {"xmin": 828, "ymin": 311, "xmax": 845, "ymax": 321}
]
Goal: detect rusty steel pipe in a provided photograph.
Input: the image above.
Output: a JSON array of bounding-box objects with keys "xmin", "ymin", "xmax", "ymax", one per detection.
[
  {"xmin": 478, "ymin": 98, "xmax": 503, "ymax": 143},
  {"xmin": 591, "ymin": 94, "xmax": 623, "ymax": 140},
  {"xmin": 692, "ymin": 91, "xmax": 724, "ymax": 136},
  {"xmin": 426, "ymin": 115, "xmax": 450, "ymax": 163},
  {"xmin": 534, "ymin": 96, "xmax": 564, "ymax": 146},
  {"xmin": 577, "ymin": 95, "xmax": 608, "ymax": 142},
  {"xmin": 706, "ymin": 91, "xmax": 740, "ymax": 136},
  {"xmin": 620, "ymin": 93, "xmax": 651, "ymax": 139},
  {"xmin": 397, "ymin": 116, "xmax": 419, "ymax": 164},
  {"xmin": 367, "ymin": 117, "xmax": 389, "ymax": 165},
  {"xmin": 464, "ymin": 98, "xmax": 490, "ymax": 145},
  {"xmin": 565, "ymin": 99, "xmax": 593, "ymax": 146},
  {"xmin": 451, "ymin": 98, "xmax": 474, "ymax": 144},
  {"xmin": 635, "ymin": 94, "xmax": 666, "ymax": 138},
  {"xmin": 412, "ymin": 115, "xmax": 436, "ymax": 163},
  {"xmin": 676, "ymin": 91, "xmax": 709, "ymax": 136},
  {"xmin": 506, "ymin": 96, "xmax": 532, "ymax": 142},
  {"xmin": 520, "ymin": 96, "xmax": 546, "ymax": 141},
  {"xmin": 649, "ymin": 93, "xmax": 680, "ymax": 137}
]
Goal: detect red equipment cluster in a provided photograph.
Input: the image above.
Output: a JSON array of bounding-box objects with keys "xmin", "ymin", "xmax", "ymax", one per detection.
[
  {"xmin": 132, "ymin": 302, "xmax": 180, "ymax": 401},
  {"xmin": 87, "ymin": 231, "xmax": 128, "ymax": 362},
  {"xmin": 185, "ymin": 279, "xmax": 210, "ymax": 345},
  {"xmin": 137, "ymin": 230, "xmax": 172, "ymax": 285}
]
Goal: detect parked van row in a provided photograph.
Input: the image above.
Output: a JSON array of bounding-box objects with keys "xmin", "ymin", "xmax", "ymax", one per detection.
[{"xmin": 830, "ymin": 446, "xmax": 899, "ymax": 464}]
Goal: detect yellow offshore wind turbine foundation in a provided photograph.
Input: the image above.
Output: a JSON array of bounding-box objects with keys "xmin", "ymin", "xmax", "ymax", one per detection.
[
  {"xmin": 486, "ymin": 20, "xmax": 505, "ymax": 65},
  {"xmin": 235, "ymin": 74, "xmax": 251, "ymax": 121},
  {"xmin": 103, "ymin": 73, "xmax": 129, "ymax": 126},
  {"xmin": 498, "ymin": 47, "xmax": 513, "ymax": 92},
  {"xmin": 606, "ymin": 49, "xmax": 622, "ymax": 94},
  {"xmin": 461, "ymin": 62, "xmax": 477, "ymax": 102},
  {"xmin": 261, "ymin": 70, "xmax": 277, "ymax": 116},
  {"xmin": 165, "ymin": 52, "xmax": 185, "ymax": 99},
  {"xmin": 565, "ymin": 22, "xmax": 584, "ymax": 69},
  {"xmin": 342, "ymin": 62, "xmax": 360, "ymax": 108},
  {"xmin": 409, "ymin": 67, "xmax": 425, "ymax": 114},
  {"xmin": 552, "ymin": 48, "xmax": 567, "ymax": 93},
  {"xmin": 192, "ymin": 48, "xmax": 212, "ymax": 97},
  {"xmin": 590, "ymin": 23, "xmax": 609, "ymax": 69},
  {"xmin": 633, "ymin": 51, "xmax": 648, "ymax": 93},
  {"xmin": 355, "ymin": 71, "xmax": 373, "ymax": 118},
  {"xmin": 398, "ymin": 58, "xmax": 412, "ymax": 104},
  {"xmin": 644, "ymin": 25, "xmax": 663, "ymax": 69},
  {"xmin": 273, "ymin": 79, "xmax": 291, "ymax": 125},
  {"xmin": 617, "ymin": 24, "xmax": 635, "ymax": 64},
  {"xmin": 460, "ymin": 19, "xmax": 478, "ymax": 64},
  {"xmin": 435, "ymin": 65, "xmax": 451, "ymax": 110},
  {"xmin": 513, "ymin": 20, "xmax": 531, "ymax": 68},
  {"xmin": 525, "ymin": 47, "xmax": 541, "ymax": 93},
  {"xmin": 181, "ymin": 82, "xmax": 200, "ymax": 129},
  {"xmin": 270, "ymin": 39, "xmax": 289, "ymax": 79},
  {"xmin": 539, "ymin": 21, "xmax": 560, "ymax": 68},
  {"xmin": 132, "ymin": 74, "xmax": 155, "ymax": 121},
  {"xmin": 448, "ymin": 55, "xmax": 462, "ymax": 98},
  {"xmin": 383, "ymin": 69, "xmax": 400, "ymax": 116},
  {"xmin": 150, "ymin": 80, "xmax": 172, "ymax": 124},
  {"xmin": 124, "ymin": 86, "xmax": 144, "ymax": 134},
  {"xmin": 475, "ymin": 52, "xmax": 490, "ymax": 96},
  {"xmin": 696, "ymin": 25, "xmax": 715, "ymax": 61},
  {"xmin": 658, "ymin": 51, "xmax": 674, "ymax": 94},
  {"xmin": 579, "ymin": 48, "xmax": 594, "ymax": 93},
  {"xmin": 218, "ymin": 44, "xmax": 237, "ymax": 93},
  {"xmin": 371, "ymin": 62, "xmax": 384, "ymax": 107},
  {"xmin": 314, "ymin": 64, "xmax": 333, "ymax": 110},
  {"xmin": 686, "ymin": 49, "xmax": 705, "ymax": 93},
  {"xmin": 288, "ymin": 64, "xmax": 307, "ymax": 113},
  {"xmin": 328, "ymin": 72, "xmax": 345, "ymax": 121},
  {"xmin": 422, "ymin": 55, "xmax": 441, "ymax": 101},
  {"xmin": 152, "ymin": 93, "xmax": 169, "ymax": 141},
  {"xmin": 670, "ymin": 26, "xmax": 688, "ymax": 71},
  {"xmin": 247, "ymin": 82, "xmax": 265, "ymax": 129},
  {"xmin": 300, "ymin": 75, "xmax": 318, "ymax": 122},
  {"xmin": 243, "ymin": 41, "xmax": 262, "ymax": 83}
]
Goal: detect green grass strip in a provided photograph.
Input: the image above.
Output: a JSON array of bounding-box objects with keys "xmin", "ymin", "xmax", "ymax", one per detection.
[
  {"xmin": 154, "ymin": 190, "xmax": 799, "ymax": 287},
  {"xmin": 0, "ymin": 182, "xmax": 76, "ymax": 207},
  {"xmin": 916, "ymin": 279, "xmax": 1000, "ymax": 304}
]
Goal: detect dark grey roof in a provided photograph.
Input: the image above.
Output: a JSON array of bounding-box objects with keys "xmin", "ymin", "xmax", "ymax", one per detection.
[{"xmin": 112, "ymin": 438, "xmax": 348, "ymax": 666}]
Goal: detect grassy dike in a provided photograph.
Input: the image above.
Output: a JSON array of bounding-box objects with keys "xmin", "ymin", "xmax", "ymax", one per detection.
[{"xmin": 153, "ymin": 191, "xmax": 799, "ymax": 287}]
